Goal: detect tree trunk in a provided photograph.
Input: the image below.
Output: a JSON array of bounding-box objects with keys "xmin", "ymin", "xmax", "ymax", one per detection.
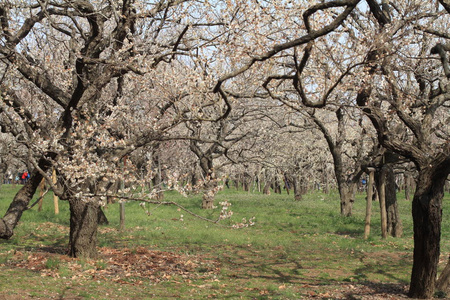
[
  {"xmin": 385, "ymin": 165, "xmax": 402, "ymax": 237},
  {"xmin": 202, "ymin": 190, "xmax": 215, "ymax": 209},
  {"xmin": 284, "ymin": 173, "xmax": 290, "ymax": 195},
  {"xmin": 338, "ymin": 182, "xmax": 355, "ymax": 217},
  {"xmin": 377, "ymin": 168, "xmax": 388, "ymax": 239},
  {"xmin": 322, "ymin": 164, "xmax": 330, "ymax": 194},
  {"xmin": 38, "ymin": 178, "xmax": 45, "ymax": 212},
  {"xmin": 408, "ymin": 165, "xmax": 448, "ymax": 299},
  {"xmin": 68, "ymin": 198, "xmax": 99, "ymax": 258},
  {"xmin": 242, "ymin": 174, "xmax": 250, "ymax": 192},
  {"xmin": 405, "ymin": 174, "xmax": 411, "ymax": 201},
  {"xmin": 291, "ymin": 175, "xmax": 304, "ymax": 201},
  {"xmin": 202, "ymin": 178, "xmax": 217, "ymax": 209},
  {"xmin": 263, "ymin": 179, "xmax": 271, "ymax": 195},
  {"xmin": 273, "ymin": 176, "xmax": 282, "ymax": 194},
  {"xmin": 0, "ymin": 155, "xmax": 54, "ymax": 239},
  {"xmin": 98, "ymin": 207, "xmax": 109, "ymax": 225},
  {"xmin": 436, "ymin": 256, "xmax": 450, "ymax": 293},
  {"xmin": 233, "ymin": 178, "xmax": 239, "ymax": 190}
]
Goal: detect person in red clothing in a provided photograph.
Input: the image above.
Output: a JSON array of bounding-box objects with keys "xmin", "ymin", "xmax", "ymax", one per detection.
[{"xmin": 21, "ymin": 171, "xmax": 29, "ymax": 184}]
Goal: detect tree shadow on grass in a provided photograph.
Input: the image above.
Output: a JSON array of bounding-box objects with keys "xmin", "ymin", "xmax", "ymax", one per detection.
[
  {"xmin": 220, "ymin": 246, "xmax": 328, "ymax": 285},
  {"xmin": 345, "ymin": 254, "xmax": 411, "ymax": 299},
  {"xmin": 353, "ymin": 254, "xmax": 411, "ymax": 284},
  {"xmin": 344, "ymin": 282, "xmax": 409, "ymax": 299}
]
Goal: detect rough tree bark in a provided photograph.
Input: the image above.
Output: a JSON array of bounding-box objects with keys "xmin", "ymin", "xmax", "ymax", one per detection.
[
  {"xmin": 436, "ymin": 255, "xmax": 450, "ymax": 293},
  {"xmin": 405, "ymin": 173, "xmax": 412, "ymax": 201},
  {"xmin": 0, "ymin": 155, "xmax": 54, "ymax": 239},
  {"xmin": 385, "ymin": 165, "xmax": 402, "ymax": 237},
  {"xmin": 408, "ymin": 161, "xmax": 449, "ymax": 298},
  {"xmin": 68, "ymin": 198, "xmax": 100, "ymax": 258},
  {"xmin": 338, "ymin": 182, "xmax": 357, "ymax": 217}
]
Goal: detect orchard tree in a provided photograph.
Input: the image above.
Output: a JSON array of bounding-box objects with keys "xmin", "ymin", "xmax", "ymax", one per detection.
[
  {"xmin": 212, "ymin": 0, "xmax": 449, "ymax": 298},
  {"xmin": 0, "ymin": 0, "xmax": 227, "ymax": 258},
  {"xmin": 350, "ymin": 1, "xmax": 449, "ymax": 297}
]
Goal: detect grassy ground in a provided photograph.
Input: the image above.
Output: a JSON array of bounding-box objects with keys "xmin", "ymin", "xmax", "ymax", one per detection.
[{"xmin": 0, "ymin": 184, "xmax": 449, "ymax": 299}]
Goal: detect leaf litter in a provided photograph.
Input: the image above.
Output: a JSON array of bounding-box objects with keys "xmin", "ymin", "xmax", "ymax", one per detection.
[{"xmin": 5, "ymin": 246, "xmax": 219, "ymax": 285}]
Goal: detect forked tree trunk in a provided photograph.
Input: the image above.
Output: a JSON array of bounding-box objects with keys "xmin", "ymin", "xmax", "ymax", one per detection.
[
  {"xmin": 408, "ymin": 165, "xmax": 448, "ymax": 299},
  {"xmin": 68, "ymin": 198, "xmax": 100, "ymax": 258}
]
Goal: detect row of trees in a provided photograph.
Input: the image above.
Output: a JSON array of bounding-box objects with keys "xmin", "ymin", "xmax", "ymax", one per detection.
[{"xmin": 0, "ymin": 0, "xmax": 449, "ymax": 298}]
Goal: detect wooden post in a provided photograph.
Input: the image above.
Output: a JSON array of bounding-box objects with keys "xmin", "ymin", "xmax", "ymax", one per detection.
[
  {"xmin": 38, "ymin": 178, "xmax": 45, "ymax": 212},
  {"xmin": 52, "ymin": 168, "xmax": 59, "ymax": 214},
  {"xmin": 119, "ymin": 156, "xmax": 126, "ymax": 231},
  {"xmin": 378, "ymin": 168, "xmax": 387, "ymax": 239},
  {"xmin": 364, "ymin": 168, "xmax": 375, "ymax": 239},
  {"xmin": 119, "ymin": 202, "xmax": 125, "ymax": 231}
]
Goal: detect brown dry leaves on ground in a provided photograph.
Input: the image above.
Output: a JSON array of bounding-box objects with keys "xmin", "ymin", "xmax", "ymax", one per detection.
[{"xmin": 5, "ymin": 246, "xmax": 218, "ymax": 285}]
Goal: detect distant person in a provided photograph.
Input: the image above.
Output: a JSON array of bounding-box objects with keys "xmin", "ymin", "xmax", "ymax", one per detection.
[{"xmin": 22, "ymin": 171, "xmax": 29, "ymax": 184}]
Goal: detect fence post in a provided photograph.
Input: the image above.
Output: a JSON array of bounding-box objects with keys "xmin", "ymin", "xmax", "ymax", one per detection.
[{"xmin": 52, "ymin": 168, "xmax": 59, "ymax": 214}]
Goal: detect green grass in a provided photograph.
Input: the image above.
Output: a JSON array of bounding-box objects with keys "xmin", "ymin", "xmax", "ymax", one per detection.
[{"xmin": 0, "ymin": 184, "xmax": 449, "ymax": 299}]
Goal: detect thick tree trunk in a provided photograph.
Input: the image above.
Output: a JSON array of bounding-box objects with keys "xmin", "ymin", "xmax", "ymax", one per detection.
[
  {"xmin": 338, "ymin": 182, "xmax": 356, "ymax": 217},
  {"xmin": 385, "ymin": 165, "xmax": 402, "ymax": 237},
  {"xmin": 202, "ymin": 178, "xmax": 217, "ymax": 209},
  {"xmin": 408, "ymin": 165, "xmax": 447, "ymax": 299},
  {"xmin": 68, "ymin": 198, "xmax": 100, "ymax": 258}
]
